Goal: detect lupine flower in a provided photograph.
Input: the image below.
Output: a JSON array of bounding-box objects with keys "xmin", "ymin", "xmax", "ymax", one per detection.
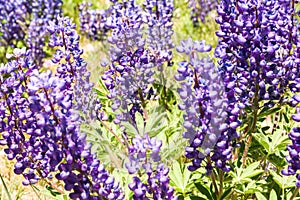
[
  {"xmin": 102, "ymin": 0, "xmax": 156, "ymax": 126},
  {"xmin": 143, "ymin": 0, "xmax": 174, "ymax": 69},
  {"xmin": 175, "ymin": 38, "xmax": 239, "ymax": 173},
  {"xmin": 79, "ymin": 2, "xmax": 110, "ymax": 40},
  {"xmin": 188, "ymin": 0, "xmax": 218, "ymax": 26},
  {"xmin": 48, "ymin": 16, "xmax": 103, "ymax": 122},
  {"xmin": 0, "ymin": 0, "xmax": 63, "ymax": 64},
  {"xmin": 215, "ymin": 0, "xmax": 300, "ymax": 186},
  {"xmin": 0, "ymin": 16, "xmax": 124, "ymax": 200},
  {"xmin": 0, "ymin": 0, "xmax": 28, "ymax": 49},
  {"xmin": 126, "ymin": 134, "xmax": 177, "ymax": 199},
  {"xmin": 280, "ymin": 2, "xmax": 300, "ymax": 185},
  {"xmin": 215, "ymin": 0, "xmax": 298, "ymax": 109}
]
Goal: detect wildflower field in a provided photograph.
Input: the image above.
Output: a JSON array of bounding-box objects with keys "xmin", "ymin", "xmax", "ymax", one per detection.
[{"xmin": 1, "ymin": 0, "xmax": 300, "ymax": 200}]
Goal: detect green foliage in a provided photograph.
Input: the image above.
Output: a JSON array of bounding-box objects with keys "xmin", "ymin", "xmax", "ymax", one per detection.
[
  {"xmin": 39, "ymin": 186, "xmax": 69, "ymax": 200},
  {"xmin": 1, "ymin": 0, "xmax": 299, "ymax": 199},
  {"xmin": 0, "ymin": 174, "xmax": 12, "ymax": 200},
  {"xmin": 169, "ymin": 161, "xmax": 192, "ymax": 196}
]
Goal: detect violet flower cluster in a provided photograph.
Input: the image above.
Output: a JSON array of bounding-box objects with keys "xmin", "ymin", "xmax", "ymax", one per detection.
[
  {"xmin": 215, "ymin": 0, "xmax": 299, "ymax": 109},
  {"xmin": 79, "ymin": 2, "xmax": 110, "ymax": 40},
  {"xmin": 215, "ymin": 0, "xmax": 300, "ymax": 186},
  {"xmin": 188, "ymin": 0, "xmax": 218, "ymax": 26},
  {"xmin": 0, "ymin": 17, "xmax": 124, "ymax": 200},
  {"xmin": 26, "ymin": 0, "xmax": 63, "ymax": 66},
  {"xmin": 143, "ymin": 0, "xmax": 174, "ymax": 69},
  {"xmin": 0, "ymin": 0, "xmax": 63, "ymax": 65},
  {"xmin": 175, "ymin": 38, "xmax": 240, "ymax": 173},
  {"xmin": 280, "ymin": 1, "xmax": 300, "ymax": 186},
  {"xmin": 126, "ymin": 134, "xmax": 177, "ymax": 199},
  {"xmin": 283, "ymin": 97, "xmax": 300, "ymax": 187},
  {"xmin": 0, "ymin": 0, "xmax": 28, "ymax": 49},
  {"xmin": 48, "ymin": 17, "xmax": 104, "ymax": 123},
  {"xmin": 102, "ymin": 0, "xmax": 156, "ymax": 126}
]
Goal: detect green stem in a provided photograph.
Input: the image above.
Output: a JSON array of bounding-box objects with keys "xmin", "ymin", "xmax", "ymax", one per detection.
[
  {"xmin": 99, "ymin": 120, "xmax": 127, "ymax": 148},
  {"xmin": 219, "ymin": 169, "xmax": 224, "ymax": 197},
  {"xmin": 290, "ymin": 187, "xmax": 300, "ymax": 200},
  {"xmin": 241, "ymin": 73, "xmax": 260, "ymax": 168},
  {"xmin": 282, "ymin": 186, "xmax": 285, "ymax": 200},
  {"xmin": 206, "ymin": 157, "xmax": 220, "ymax": 198},
  {"xmin": 138, "ymin": 87, "xmax": 149, "ymax": 120},
  {"xmin": 159, "ymin": 66, "xmax": 170, "ymax": 111}
]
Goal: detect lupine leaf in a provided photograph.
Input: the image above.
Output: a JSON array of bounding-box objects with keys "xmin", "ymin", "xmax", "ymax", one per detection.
[
  {"xmin": 121, "ymin": 121, "xmax": 139, "ymax": 137},
  {"xmin": 135, "ymin": 111, "xmax": 145, "ymax": 135},
  {"xmin": 220, "ymin": 187, "xmax": 233, "ymax": 200},
  {"xmin": 255, "ymin": 192, "xmax": 267, "ymax": 200},
  {"xmin": 253, "ymin": 133, "xmax": 270, "ymax": 153},
  {"xmin": 190, "ymin": 196, "xmax": 206, "ymax": 200},
  {"xmin": 145, "ymin": 111, "xmax": 167, "ymax": 137},
  {"xmin": 240, "ymin": 162, "xmax": 263, "ymax": 179},
  {"xmin": 270, "ymin": 170, "xmax": 296, "ymax": 189},
  {"xmin": 269, "ymin": 189, "xmax": 277, "ymax": 200},
  {"xmin": 169, "ymin": 161, "xmax": 184, "ymax": 193},
  {"xmin": 194, "ymin": 183, "xmax": 213, "ymax": 200},
  {"xmin": 258, "ymin": 107, "xmax": 281, "ymax": 119}
]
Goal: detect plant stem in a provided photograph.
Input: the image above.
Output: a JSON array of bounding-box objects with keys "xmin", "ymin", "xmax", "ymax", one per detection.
[
  {"xmin": 241, "ymin": 134, "xmax": 253, "ymax": 168},
  {"xmin": 219, "ymin": 169, "xmax": 224, "ymax": 197},
  {"xmin": 290, "ymin": 187, "xmax": 300, "ymax": 200},
  {"xmin": 242, "ymin": 72, "xmax": 260, "ymax": 168},
  {"xmin": 138, "ymin": 87, "xmax": 149, "ymax": 120},
  {"xmin": 206, "ymin": 157, "xmax": 220, "ymax": 197},
  {"xmin": 99, "ymin": 120, "xmax": 127, "ymax": 147}
]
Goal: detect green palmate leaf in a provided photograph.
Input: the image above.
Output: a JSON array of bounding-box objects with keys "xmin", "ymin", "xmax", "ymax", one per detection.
[
  {"xmin": 194, "ymin": 183, "xmax": 213, "ymax": 200},
  {"xmin": 169, "ymin": 161, "xmax": 191, "ymax": 195},
  {"xmin": 269, "ymin": 189, "xmax": 277, "ymax": 200},
  {"xmin": 230, "ymin": 162, "xmax": 264, "ymax": 185},
  {"xmin": 253, "ymin": 133, "xmax": 270, "ymax": 153},
  {"xmin": 190, "ymin": 196, "xmax": 206, "ymax": 200},
  {"xmin": 270, "ymin": 170, "xmax": 297, "ymax": 189},
  {"xmin": 240, "ymin": 162, "xmax": 264, "ymax": 179},
  {"xmin": 271, "ymin": 131, "xmax": 290, "ymax": 152},
  {"xmin": 93, "ymin": 88, "xmax": 108, "ymax": 100},
  {"xmin": 255, "ymin": 192, "xmax": 267, "ymax": 200},
  {"xmin": 145, "ymin": 111, "xmax": 167, "ymax": 137},
  {"xmin": 169, "ymin": 161, "xmax": 182, "ymax": 191},
  {"xmin": 121, "ymin": 121, "xmax": 139, "ymax": 137},
  {"xmin": 93, "ymin": 78, "xmax": 109, "ymax": 100},
  {"xmin": 220, "ymin": 187, "xmax": 233, "ymax": 200},
  {"xmin": 270, "ymin": 170, "xmax": 283, "ymax": 189},
  {"xmin": 257, "ymin": 107, "xmax": 281, "ymax": 119},
  {"xmin": 254, "ymin": 128, "xmax": 289, "ymax": 157},
  {"xmin": 135, "ymin": 111, "xmax": 145, "ymax": 135},
  {"xmin": 183, "ymin": 166, "xmax": 192, "ymax": 189}
]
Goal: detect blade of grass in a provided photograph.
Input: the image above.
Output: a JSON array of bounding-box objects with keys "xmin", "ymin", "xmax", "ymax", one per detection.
[
  {"xmin": 1, "ymin": 182, "xmax": 4, "ymax": 200},
  {"xmin": 30, "ymin": 185, "xmax": 42, "ymax": 200},
  {"xmin": 0, "ymin": 174, "xmax": 12, "ymax": 200}
]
